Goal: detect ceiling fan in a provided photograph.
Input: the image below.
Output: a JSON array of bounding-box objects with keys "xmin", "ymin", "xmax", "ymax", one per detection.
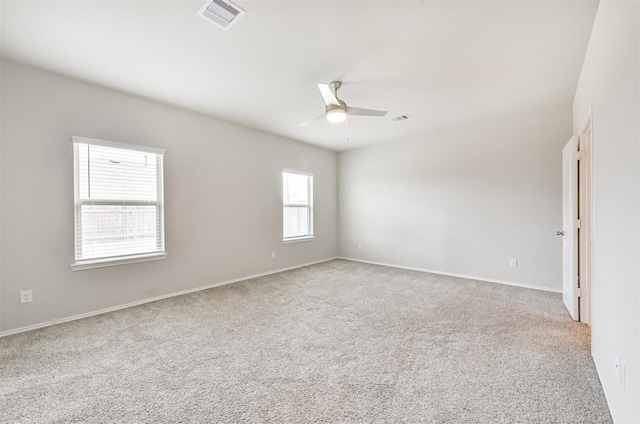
[{"xmin": 299, "ymin": 81, "xmax": 387, "ymax": 127}]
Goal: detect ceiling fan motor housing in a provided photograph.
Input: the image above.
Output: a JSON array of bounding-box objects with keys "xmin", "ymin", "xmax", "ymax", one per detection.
[{"xmin": 326, "ymin": 100, "xmax": 347, "ymax": 114}]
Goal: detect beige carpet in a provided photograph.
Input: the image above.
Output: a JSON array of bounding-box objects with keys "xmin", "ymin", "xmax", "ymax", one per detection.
[{"xmin": 0, "ymin": 259, "xmax": 611, "ymax": 423}]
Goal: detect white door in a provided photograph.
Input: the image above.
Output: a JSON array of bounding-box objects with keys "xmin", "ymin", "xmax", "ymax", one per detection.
[{"xmin": 562, "ymin": 136, "xmax": 579, "ymax": 321}]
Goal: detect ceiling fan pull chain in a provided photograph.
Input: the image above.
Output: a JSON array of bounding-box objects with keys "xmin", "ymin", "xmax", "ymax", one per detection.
[
  {"xmin": 325, "ymin": 116, "xmax": 328, "ymax": 145},
  {"xmin": 346, "ymin": 115, "xmax": 349, "ymax": 142}
]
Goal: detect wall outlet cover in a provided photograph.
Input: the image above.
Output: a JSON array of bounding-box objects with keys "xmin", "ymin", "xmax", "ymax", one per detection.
[
  {"xmin": 20, "ymin": 290, "xmax": 33, "ymax": 304},
  {"xmin": 615, "ymin": 356, "xmax": 626, "ymax": 390}
]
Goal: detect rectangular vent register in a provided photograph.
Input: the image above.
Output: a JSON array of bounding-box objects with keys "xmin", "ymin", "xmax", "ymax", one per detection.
[
  {"xmin": 197, "ymin": 0, "xmax": 246, "ymax": 30},
  {"xmin": 390, "ymin": 114, "xmax": 412, "ymax": 123}
]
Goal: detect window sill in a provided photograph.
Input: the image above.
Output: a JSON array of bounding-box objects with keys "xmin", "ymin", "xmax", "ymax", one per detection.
[
  {"xmin": 71, "ymin": 252, "xmax": 168, "ymax": 271},
  {"xmin": 283, "ymin": 236, "xmax": 315, "ymax": 244}
]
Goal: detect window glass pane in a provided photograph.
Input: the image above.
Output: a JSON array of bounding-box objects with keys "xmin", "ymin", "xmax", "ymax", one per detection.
[
  {"xmin": 74, "ymin": 138, "xmax": 165, "ymax": 264},
  {"xmin": 78, "ymin": 144, "xmax": 157, "ymax": 201},
  {"xmin": 283, "ymin": 171, "xmax": 313, "ymax": 239},
  {"xmin": 79, "ymin": 205, "xmax": 160, "ymax": 260},
  {"xmin": 283, "ymin": 206, "xmax": 309, "ymax": 238},
  {"xmin": 283, "ymin": 172, "xmax": 309, "ymax": 205}
]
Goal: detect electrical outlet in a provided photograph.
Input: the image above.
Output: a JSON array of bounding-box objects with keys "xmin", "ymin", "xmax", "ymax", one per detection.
[
  {"xmin": 358, "ymin": 243, "xmax": 362, "ymax": 250},
  {"xmin": 509, "ymin": 259, "xmax": 518, "ymax": 268},
  {"xmin": 271, "ymin": 251, "xmax": 276, "ymax": 259},
  {"xmin": 615, "ymin": 356, "xmax": 626, "ymax": 390},
  {"xmin": 20, "ymin": 290, "xmax": 33, "ymax": 304},
  {"xmin": 619, "ymin": 361, "xmax": 626, "ymax": 390}
]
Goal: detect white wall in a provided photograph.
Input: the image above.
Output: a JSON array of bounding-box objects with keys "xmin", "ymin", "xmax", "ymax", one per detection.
[
  {"xmin": 338, "ymin": 106, "xmax": 572, "ymax": 291},
  {"xmin": 572, "ymin": 1, "xmax": 639, "ymax": 422},
  {"xmin": 0, "ymin": 60, "xmax": 338, "ymax": 333}
]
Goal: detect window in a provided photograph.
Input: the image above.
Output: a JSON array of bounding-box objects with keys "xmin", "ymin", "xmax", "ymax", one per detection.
[
  {"xmin": 72, "ymin": 136, "xmax": 166, "ymax": 270},
  {"xmin": 282, "ymin": 171, "xmax": 313, "ymax": 242}
]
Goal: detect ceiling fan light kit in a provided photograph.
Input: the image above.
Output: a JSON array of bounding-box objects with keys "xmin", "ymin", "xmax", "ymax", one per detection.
[{"xmin": 326, "ymin": 105, "xmax": 347, "ymax": 124}]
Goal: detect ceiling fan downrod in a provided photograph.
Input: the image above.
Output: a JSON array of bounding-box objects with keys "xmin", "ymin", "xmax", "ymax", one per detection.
[{"xmin": 330, "ymin": 81, "xmax": 342, "ymax": 98}]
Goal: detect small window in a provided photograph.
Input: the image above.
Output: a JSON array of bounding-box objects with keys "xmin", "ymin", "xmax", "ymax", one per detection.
[
  {"xmin": 72, "ymin": 136, "xmax": 166, "ymax": 270},
  {"xmin": 282, "ymin": 171, "xmax": 314, "ymax": 242}
]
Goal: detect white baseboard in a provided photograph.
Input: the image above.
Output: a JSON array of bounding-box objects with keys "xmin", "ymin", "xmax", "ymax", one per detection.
[
  {"xmin": 338, "ymin": 257, "xmax": 562, "ymax": 293},
  {"xmin": 0, "ymin": 257, "xmax": 338, "ymax": 338}
]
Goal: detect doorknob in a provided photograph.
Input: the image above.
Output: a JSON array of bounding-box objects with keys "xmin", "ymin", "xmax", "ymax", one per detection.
[{"xmin": 556, "ymin": 231, "xmax": 564, "ymax": 236}]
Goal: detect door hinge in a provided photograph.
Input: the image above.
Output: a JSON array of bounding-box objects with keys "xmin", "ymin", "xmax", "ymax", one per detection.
[
  {"xmin": 577, "ymin": 287, "xmax": 582, "ymax": 298},
  {"xmin": 577, "ymin": 150, "xmax": 583, "ymax": 160},
  {"xmin": 576, "ymin": 219, "xmax": 581, "ymax": 229}
]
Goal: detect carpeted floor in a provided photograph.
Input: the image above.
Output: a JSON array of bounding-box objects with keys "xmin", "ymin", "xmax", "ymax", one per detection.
[{"xmin": 1, "ymin": 259, "xmax": 611, "ymax": 423}]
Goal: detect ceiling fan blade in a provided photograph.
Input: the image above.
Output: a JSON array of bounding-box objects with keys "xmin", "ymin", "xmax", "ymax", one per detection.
[
  {"xmin": 347, "ymin": 107, "xmax": 387, "ymax": 117},
  {"xmin": 298, "ymin": 113, "xmax": 326, "ymax": 127},
  {"xmin": 317, "ymin": 83, "xmax": 340, "ymax": 107}
]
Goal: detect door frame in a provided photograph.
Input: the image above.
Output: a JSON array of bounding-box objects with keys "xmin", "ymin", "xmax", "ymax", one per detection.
[{"xmin": 578, "ymin": 108, "xmax": 593, "ymax": 325}]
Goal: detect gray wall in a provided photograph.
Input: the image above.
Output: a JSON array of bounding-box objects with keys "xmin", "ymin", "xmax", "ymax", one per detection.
[
  {"xmin": 338, "ymin": 106, "xmax": 572, "ymax": 291},
  {"xmin": 572, "ymin": 1, "xmax": 639, "ymax": 421},
  {"xmin": 0, "ymin": 60, "xmax": 338, "ymax": 332}
]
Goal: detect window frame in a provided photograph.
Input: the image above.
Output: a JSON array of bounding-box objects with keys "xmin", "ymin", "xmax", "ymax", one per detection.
[
  {"xmin": 71, "ymin": 136, "xmax": 167, "ymax": 271},
  {"xmin": 282, "ymin": 170, "xmax": 314, "ymax": 243}
]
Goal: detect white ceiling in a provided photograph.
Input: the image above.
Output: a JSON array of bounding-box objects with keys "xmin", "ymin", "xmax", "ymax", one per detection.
[{"xmin": 0, "ymin": 0, "xmax": 598, "ymax": 151}]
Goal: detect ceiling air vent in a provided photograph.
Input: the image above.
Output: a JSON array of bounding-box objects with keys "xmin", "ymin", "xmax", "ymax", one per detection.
[
  {"xmin": 197, "ymin": 0, "xmax": 246, "ymax": 31},
  {"xmin": 390, "ymin": 114, "xmax": 412, "ymax": 123}
]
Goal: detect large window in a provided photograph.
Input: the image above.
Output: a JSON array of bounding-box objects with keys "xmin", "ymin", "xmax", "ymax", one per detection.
[
  {"xmin": 282, "ymin": 171, "xmax": 313, "ymax": 242},
  {"xmin": 72, "ymin": 136, "xmax": 166, "ymax": 270}
]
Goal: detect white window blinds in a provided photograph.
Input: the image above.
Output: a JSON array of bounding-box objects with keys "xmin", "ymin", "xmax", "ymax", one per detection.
[
  {"xmin": 283, "ymin": 171, "xmax": 313, "ymax": 240},
  {"xmin": 73, "ymin": 137, "xmax": 165, "ymax": 266}
]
